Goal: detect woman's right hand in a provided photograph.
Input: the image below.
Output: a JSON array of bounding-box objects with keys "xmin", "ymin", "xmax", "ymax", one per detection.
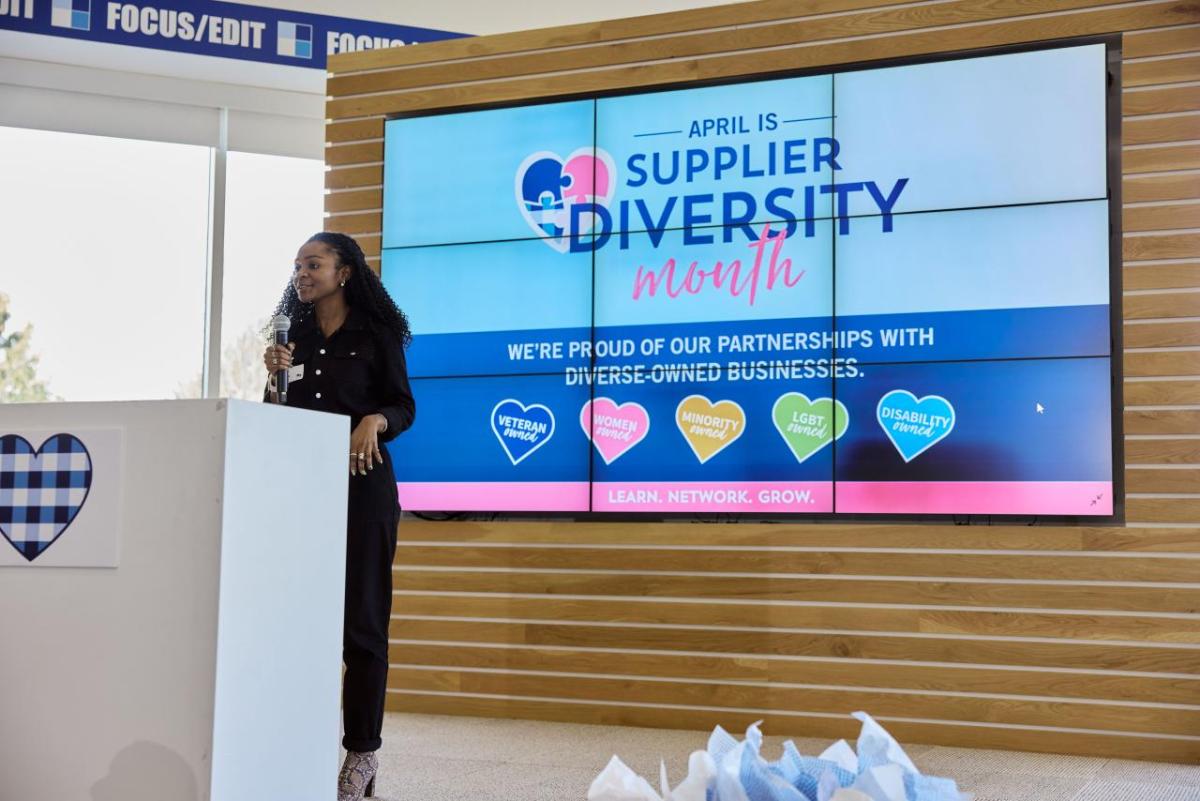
[{"xmin": 263, "ymin": 342, "xmax": 295, "ymax": 375}]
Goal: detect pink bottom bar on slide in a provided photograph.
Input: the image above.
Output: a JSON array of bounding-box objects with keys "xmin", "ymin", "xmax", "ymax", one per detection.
[
  {"xmin": 835, "ymin": 481, "xmax": 1114, "ymax": 515},
  {"xmin": 398, "ymin": 481, "xmax": 1113, "ymax": 515},
  {"xmin": 397, "ymin": 482, "xmax": 590, "ymax": 512},
  {"xmin": 592, "ymin": 482, "xmax": 833, "ymax": 513}
]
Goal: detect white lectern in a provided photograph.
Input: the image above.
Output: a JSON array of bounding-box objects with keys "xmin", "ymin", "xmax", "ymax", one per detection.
[{"xmin": 0, "ymin": 399, "xmax": 349, "ymax": 801}]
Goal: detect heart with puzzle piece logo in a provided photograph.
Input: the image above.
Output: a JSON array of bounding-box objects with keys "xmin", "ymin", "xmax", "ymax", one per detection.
[
  {"xmin": 515, "ymin": 148, "xmax": 616, "ymax": 252},
  {"xmin": 0, "ymin": 433, "xmax": 93, "ymax": 562}
]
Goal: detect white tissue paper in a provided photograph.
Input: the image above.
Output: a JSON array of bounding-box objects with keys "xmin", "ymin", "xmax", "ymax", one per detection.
[
  {"xmin": 587, "ymin": 712, "xmax": 967, "ymax": 801},
  {"xmin": 819, "ymin": 740, "xmax": 859, "ymax": 774},
  {"xmin": 587, "ymin": 755, "xmax": 663, "ymax": 801},
  {"xmin": 661, "ymin": 750, "xmax": 717, "ymax": 801}
]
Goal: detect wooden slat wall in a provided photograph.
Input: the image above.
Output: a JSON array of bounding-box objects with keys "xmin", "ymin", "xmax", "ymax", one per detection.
[{"xmin": 325, "ymin": 0, "xmax": 1200, "ymax": 762}]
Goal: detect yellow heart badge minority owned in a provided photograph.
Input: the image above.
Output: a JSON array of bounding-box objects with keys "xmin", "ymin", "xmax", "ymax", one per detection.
[{"xmin": 675, "ymin": 395, "xmax": 746, "ymax": 464}]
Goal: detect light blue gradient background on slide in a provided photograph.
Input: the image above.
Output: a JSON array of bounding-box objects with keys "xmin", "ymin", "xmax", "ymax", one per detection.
[
  {"xmin": 835, "ymin": 199, "xmax": 1109, "ymax": 316},
  {"xmin": 384, "ymin": 99, "xmax": 594, "ymax": 248},
  {"xmin": 382, "ymin": 238, "xmax": 594, "ymax": 335},
  {"xmin": 834, "ymin": 44, "xmax": 1106, "ymax": 215}
]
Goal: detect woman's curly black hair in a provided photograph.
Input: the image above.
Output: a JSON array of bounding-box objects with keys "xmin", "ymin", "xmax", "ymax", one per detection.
[{"xmin": 270, "ymin": 232, "xmax": 412, "ymax": 348}]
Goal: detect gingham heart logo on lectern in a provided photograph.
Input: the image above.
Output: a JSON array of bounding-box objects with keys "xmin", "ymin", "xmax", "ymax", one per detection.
[{"xmin": 0, "ymin": 434, "xmax": 93, "ymax": 562}]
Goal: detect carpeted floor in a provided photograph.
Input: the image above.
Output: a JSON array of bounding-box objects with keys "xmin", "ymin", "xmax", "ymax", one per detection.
[{"xmin": 364, "ymin": 713, "xmax": 1200, "ymax": 801}]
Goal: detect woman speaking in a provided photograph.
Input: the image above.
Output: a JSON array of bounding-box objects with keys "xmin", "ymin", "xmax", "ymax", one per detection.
[{"xmin": 263, "ymin": 232, "xmax": 415, "ymax": 800}]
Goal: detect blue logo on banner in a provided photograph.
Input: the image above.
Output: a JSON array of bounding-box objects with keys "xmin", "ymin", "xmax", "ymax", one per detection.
[
  {"xmin": 51, "ymin": 0, "xmax": 90, "ymax": 30},
  {"xmin": 277, "ymin": 21, "xmax": 312, "ymax": 59},
  {"xmin": 876, "ymin": 390, "xmax": 956, "ymax": 462},
  {"xmin": 491, "ymin": 400, "xmax": 556, "ymax": 465}
]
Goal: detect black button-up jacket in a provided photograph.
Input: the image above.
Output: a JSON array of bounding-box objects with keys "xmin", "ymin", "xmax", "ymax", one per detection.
[{"xmin": 267, "ymin": 306, "xmax": 416, "ymax": 520}]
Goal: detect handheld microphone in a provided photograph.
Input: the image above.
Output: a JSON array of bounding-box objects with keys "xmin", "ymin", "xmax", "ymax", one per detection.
[{"xmin": 271, "ymin": 314, "xmax": 291, "ymax": 404}]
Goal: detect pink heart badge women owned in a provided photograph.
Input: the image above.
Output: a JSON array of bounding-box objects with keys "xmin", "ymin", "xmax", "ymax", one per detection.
[{"xmin": 580, "ymin": 398, "xmax": 651, "ymax": 464}]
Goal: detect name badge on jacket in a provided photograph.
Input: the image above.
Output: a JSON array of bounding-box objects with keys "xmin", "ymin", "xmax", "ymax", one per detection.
[{"xmin": 288, "ymin": 364, "xmax": 305, "ymax": 383}]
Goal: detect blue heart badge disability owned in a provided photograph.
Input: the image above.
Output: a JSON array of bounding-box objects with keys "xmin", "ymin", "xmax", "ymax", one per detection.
[{"xmin": 875, "ymin": 390, "xmax": 956, "ymax": 463}]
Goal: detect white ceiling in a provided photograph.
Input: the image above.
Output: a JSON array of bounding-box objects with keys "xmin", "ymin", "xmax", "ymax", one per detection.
[{"xmin": 245, "ymin": 0, "xmax": 749, "ymax": 37}]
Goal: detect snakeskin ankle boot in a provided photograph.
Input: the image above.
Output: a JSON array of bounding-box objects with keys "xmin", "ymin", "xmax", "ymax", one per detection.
[{"xmin": 337, "ymin": 750, "xmax": 378, "ymax": 801}]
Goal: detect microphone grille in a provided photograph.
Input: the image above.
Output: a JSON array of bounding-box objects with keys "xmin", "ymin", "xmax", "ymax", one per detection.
[{"xmin": 270, "ymin": 314, "xmax": 291, "ymax": 333}]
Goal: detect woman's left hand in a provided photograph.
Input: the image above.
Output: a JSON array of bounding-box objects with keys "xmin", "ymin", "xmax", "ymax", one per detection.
[{"xmin": 349, "ymin": 414, "xmax": 387, "ymax": 476}]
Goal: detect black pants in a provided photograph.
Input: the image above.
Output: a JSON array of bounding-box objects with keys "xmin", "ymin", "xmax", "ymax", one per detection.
[{"xmin": 342, "ymin": 512, "xmax": 398, "ymax": 752}]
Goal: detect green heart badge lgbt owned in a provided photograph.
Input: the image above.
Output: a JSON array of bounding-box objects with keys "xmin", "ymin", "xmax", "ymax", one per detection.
[{"xmin": 771, "ymin": 393, "xmax": 849, "ymax": 463}]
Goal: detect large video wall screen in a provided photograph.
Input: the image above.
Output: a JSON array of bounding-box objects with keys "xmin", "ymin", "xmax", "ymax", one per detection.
[{"xmin": 380, "ymin": 43, "xmax": 1116, "ymax": 517}]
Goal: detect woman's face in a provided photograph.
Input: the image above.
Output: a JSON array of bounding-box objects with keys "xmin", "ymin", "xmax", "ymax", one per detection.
[{"xmin": 292, "ymin": 241, "xmax": 349, "ymax": 304}]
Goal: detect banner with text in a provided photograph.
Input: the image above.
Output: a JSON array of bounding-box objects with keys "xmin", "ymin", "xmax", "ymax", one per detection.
[{"xmin": 0, "ymin": 0, "xmax": 465, "ymax": 68}]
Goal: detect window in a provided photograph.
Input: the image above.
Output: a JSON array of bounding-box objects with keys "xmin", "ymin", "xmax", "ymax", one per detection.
[
  {"xmin": 0, "ymin": 125, "xmax": 210, "ymax": 402},
  {"xmin": 219, "ymin": 151, "xmax": 325, "ymax": 400}
]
